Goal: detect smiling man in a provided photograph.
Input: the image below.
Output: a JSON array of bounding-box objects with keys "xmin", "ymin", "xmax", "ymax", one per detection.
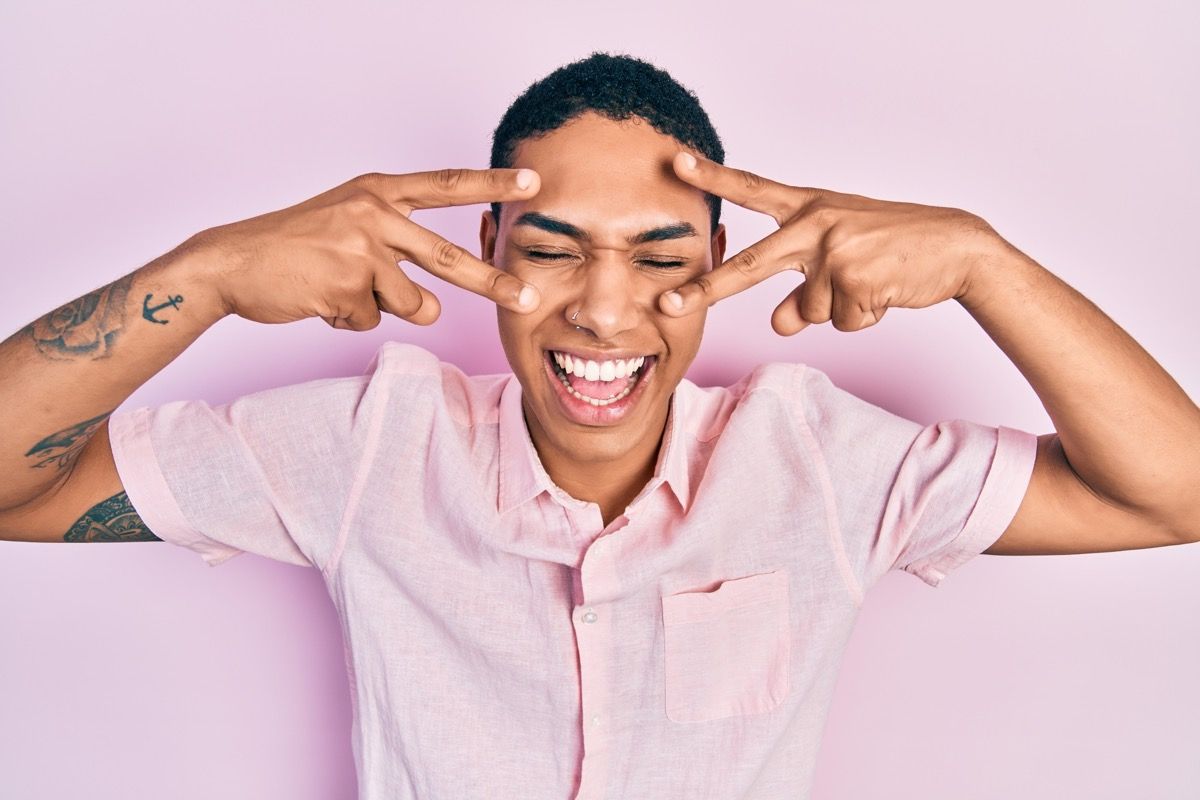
[
  {"xmin": 486, "ymin": 92, "xmax": 725, "ymax": 525},
  {"xmin": 2, "ymin": 53, "xmax": 1198, "ymax": 800}
]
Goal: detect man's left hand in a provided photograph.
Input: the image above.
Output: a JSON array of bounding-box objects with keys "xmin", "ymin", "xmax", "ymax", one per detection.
[{"xmin": 661, "ymin": 152, "xmax": 1006, "ymax": 334}]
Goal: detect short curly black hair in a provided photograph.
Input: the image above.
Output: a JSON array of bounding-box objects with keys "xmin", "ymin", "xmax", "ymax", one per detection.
[{"xmin": 490, "ymin": 52, "xmax": 725, "ymax": 234}]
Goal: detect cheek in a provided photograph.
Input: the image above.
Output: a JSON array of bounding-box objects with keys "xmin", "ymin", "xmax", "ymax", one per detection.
[
  {"xmin": 658, "ymin": 309, "xmax": 707, "ymax": 360},
  {"xmin": 501, "ymin": 257, "xmax": 574, "ymax": 301},
  {"xmin": 495, "ymin": 308, "xmax": 540, "ymax": 362}
]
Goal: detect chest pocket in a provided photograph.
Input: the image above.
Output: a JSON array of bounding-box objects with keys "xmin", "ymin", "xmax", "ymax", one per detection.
[{"xmin": 660, "ymin": 569, "xmax": 791, "ymax": 723}]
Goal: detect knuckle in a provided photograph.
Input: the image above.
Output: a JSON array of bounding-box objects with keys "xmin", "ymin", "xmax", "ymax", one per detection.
[
  {"xmin": 487, "ymin": 269, "xmax": 507, "ymax": 298},
  {"xmin": 831, "ymin": 302, "xmax": 864, "ymax": 332},
  {"xmin": 731, "ymin": 248, "xmax": 763, "ymax": 275},
  {"xmin": 351, "ymin": 171, "xmax": 385, "ymax": 186},
  {"xmin": 428, "ymin": 168, "xmax": 467, "ymax": 195},
  {"xmin": 810, "ymin": 204, "xmax": 838, "ymax": 229},
  {"xmin": 803, "ymin": 304, "xmax": 831, "ymax": 324},
  {"xmin": 349, "ymin": 310, "xmax": 380, "ymax": 331},
  {"xmin": 956, "ymin": 208, "xmax": 993, "ymax": 234},
  {"xmin": 342, "ymin": 188, "xmax": 387, "ymax": 215},
  {"xmin": 431, "ymin": 238, "xmax": 465, "ymax": 272},
  {"xmin": 334, "ymin": 267, "xmax": 372, "ymax": 296},
  {"xmin": 693, "ymin": 274, "xmax": 717, "ymax": 300},
  {"xmin": 823, "ymin": 221, "xmax": 849, "ymax": 252},
  {"xmin": 342, "ymin": 227, "xmax": 376, "ymax": 258},
  {"xmin": 799, "ymin": 293, "xmax": 831, "ymax": 323},
  {"xmin": 833, "ymin": 266, "xmax": 870, "ymax": 292},
  {"xmin": 740, "ymin": 169, "xmax": 768, "ymax": 196}
]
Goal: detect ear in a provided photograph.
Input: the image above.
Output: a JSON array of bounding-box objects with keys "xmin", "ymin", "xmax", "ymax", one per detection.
[
  {"xmin": 711, "ymin": 223, "xmax": 727, "ymax": 266},
  {"xmin": 480, "ymin": 210, "xmax": 498, "ymax": 264}
]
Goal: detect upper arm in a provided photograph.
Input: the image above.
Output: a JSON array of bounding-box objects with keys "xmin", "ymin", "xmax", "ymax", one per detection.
[
  {"xmin": 0, "ymin": 418, "xmax": 159, "ymax": 544},
  {"xmin": 984, "ymin": 432, "xmax": 1189, "ymax": 556}
]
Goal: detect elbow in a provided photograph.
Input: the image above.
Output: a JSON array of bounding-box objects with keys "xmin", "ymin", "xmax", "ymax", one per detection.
[{"xmin": 1170, "ymin": 516, "xmax": 1200, "ymax": 545}]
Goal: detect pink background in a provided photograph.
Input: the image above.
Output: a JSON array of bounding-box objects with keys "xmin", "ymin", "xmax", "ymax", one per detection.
[{"xmin": 2, "ymin": 1, "xmax": 1198, "ymax": 797}]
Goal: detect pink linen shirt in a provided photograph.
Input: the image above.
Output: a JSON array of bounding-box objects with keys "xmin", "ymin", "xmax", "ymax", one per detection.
[{"xmin": 108, "ymin": 341, "xmax": 1037, "ymax": 800}]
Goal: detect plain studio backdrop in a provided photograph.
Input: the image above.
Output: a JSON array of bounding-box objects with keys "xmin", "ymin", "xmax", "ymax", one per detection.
[{"xmin": 1, "ymin": 1, "xmax": 1197, "ymax": 798}]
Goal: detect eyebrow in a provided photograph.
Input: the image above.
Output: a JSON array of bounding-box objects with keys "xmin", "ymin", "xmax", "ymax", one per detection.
[{"xmin": 513, "ymin": 212, "xmax": 698, "ymax": 245}]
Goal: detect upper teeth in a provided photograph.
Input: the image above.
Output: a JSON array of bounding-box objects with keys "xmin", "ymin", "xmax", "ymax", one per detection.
[{"xmin": 552, "ymin": 351, "xmax": 647, "ymax": 381}]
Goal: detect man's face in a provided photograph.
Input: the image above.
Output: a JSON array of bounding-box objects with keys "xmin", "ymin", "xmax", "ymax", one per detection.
[{"xmin": 480, "ymin": 111, "xmax": 726, "ymax": 464}]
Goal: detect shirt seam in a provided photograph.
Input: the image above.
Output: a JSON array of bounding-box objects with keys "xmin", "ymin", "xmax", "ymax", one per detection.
[
  {"xmin": 761, "ymin": 365, "xmax": 866, "ymax": 607},
  {"xmin": 321, "ymin": 373, "xmax": 393, "ymax": 578}
]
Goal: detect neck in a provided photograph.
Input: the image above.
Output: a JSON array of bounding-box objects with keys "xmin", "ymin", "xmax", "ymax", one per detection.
[{"xmin": 525, "ymin": 401, "xmax": 669, "ymax": 528}]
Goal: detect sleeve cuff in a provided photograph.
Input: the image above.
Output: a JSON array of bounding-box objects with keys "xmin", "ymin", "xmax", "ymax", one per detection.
[
  {"xmin": 108, "ymin": 407, "xmax": 243, "ymax": 567},
  {"xmin": 903, "ymin": 425, "xmax": 1038, "ymax": 588}
]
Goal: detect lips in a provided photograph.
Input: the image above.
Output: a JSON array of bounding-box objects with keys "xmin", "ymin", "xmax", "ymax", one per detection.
[
  {"xmin": 541, "ymin": 349, "xmax": 658, "ymax": 425},
  {"xmin": 549, "ymin": 350, "xmax": 648, "ymax": 400}
]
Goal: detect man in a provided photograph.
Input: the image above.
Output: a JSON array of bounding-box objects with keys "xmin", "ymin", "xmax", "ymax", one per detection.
[{"xmin": 1, "ymin": 52, "xmax": 1197, "ymax": 799}]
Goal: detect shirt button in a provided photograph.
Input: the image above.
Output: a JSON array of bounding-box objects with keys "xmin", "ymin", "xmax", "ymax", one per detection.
[
  {"xmin": 591, "ymin": 714, "xmax": 601, "ymax": 727},
  {"xmin": 582, "ymin": 610, "xmax": 598, "ymax": 624}
]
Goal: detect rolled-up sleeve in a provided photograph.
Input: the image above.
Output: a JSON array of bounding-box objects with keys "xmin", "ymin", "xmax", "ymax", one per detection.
[
  {"xmin": 108, "ymin": 372, "xmax": 379, "ymax": 569},
  {"xmin": 795, "ymin": 364, "xmax": 1038, "ymax": 590}
]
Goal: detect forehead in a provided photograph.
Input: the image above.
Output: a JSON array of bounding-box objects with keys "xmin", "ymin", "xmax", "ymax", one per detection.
[{"xmin": 506, "ymin": 112, "xmax": 709, "ymax": 235}]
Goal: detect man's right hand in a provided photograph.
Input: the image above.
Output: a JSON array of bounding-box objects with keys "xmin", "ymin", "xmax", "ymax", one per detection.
[{"xmin": 190, "ymin": 167, "xmax": 542, "ymax": 330}]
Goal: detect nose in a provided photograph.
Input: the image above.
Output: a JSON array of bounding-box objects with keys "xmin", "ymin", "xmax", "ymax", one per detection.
[{"xmin": 569, "ymin": 255, "xmax": 646, "ymax": 340}]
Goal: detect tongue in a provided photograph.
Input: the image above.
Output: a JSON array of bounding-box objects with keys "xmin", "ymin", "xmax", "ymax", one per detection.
[{"xmin": 566, "ymin": 372, "xmax": 634, "ymax": 398}]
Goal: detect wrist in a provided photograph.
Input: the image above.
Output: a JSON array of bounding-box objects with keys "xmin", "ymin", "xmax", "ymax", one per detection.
[
  {"xmin": 954, "ymin": 229, "xmax": 1033, "ymax": 313},
  {"xmin": 147, "ymin": 233, "xmax": 235, "ymax": 327}
]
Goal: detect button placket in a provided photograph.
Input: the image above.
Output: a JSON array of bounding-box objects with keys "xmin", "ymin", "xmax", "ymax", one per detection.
[{"xmin": 572, "ymin": 534, "xmax": 618, "ymax": 799}]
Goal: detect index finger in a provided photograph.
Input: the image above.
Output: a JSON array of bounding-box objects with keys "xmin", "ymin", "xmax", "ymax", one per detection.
[
  {"xmin": 389, "ymin": 213, "xmax": 540, "ymax": 313},
  {"xmin": 360, "ymin": 167, "xmax": 541, "ymax": 210},
  {"xmin": 659, "ymin": 226, "xmax": 799, "ymax": 316},
  {"xmin": 672, "ymin": 152, "xmax": 813, "ymax": 225}
]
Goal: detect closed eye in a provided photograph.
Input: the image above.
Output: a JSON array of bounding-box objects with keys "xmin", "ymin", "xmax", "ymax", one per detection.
[
  {"xmin": 524, "ymin": 250, "xmax": 686, "ymax": 269},
  {"xmin": 525, "ymin": 250, "xmax": 575, "ymax": 261}
]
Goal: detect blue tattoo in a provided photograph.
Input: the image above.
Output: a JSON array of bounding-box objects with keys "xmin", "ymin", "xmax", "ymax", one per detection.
[{"xmin": 142, "ymin": 293, "xmax": 184, "ymax": 324}]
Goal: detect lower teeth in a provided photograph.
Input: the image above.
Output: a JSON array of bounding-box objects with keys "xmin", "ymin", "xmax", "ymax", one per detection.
[{"xmin": 555, "ymin": 367, "xmax": 641, "ymax": 406}]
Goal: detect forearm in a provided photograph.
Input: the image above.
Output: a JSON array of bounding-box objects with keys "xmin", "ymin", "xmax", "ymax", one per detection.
[
  {"xmin": 0, "ymin": 235, "xmax": 228, "ymax": 511},
  {"xmin": 957, "ymin": 241, "xmax": 1200, "ymax": 533}
]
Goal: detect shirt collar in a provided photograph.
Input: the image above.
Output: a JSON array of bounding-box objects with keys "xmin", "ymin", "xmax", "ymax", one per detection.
[
  {"xmin": 497, "ymin": 375, "xmax": 551, "ymax": 514},
  {"xmin": 496, "ymin": 375, "xmax": 693, "ymax": 515}
]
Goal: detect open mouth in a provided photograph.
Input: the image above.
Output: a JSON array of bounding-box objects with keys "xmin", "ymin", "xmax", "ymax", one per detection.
[{"xmin": 541, "ymin": 349, "xmax": 659, "ymax": 424}]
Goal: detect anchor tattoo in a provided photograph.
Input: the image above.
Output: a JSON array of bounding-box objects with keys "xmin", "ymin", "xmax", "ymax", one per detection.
[{"xmin": 142, "ymin": 293, "xmax": 184, "ymax": 324}]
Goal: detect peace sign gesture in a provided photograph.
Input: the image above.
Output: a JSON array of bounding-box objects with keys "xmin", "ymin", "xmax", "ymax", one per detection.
[
  {"xmin": 197, "ymin": 167, "xmax": 544, "ymax": 331},
  {"xmin": 658, "ymin": 152, "xmax": 1005, "ymax": 335}
]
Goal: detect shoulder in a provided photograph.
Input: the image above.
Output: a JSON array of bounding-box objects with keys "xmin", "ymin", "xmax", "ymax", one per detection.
[
  {"xmin": 675, "ymin": 361, "xmax": 816, "ymax": 412},
  {"xmin": 672, "ymin": 361, "xmax": 811, "ymax": 440},
  {"xmin": 674, "ymin": 360, "xmax": 906, "ymax": 437},
  {"xmin": 365, "ymin": 341, "xmax": 510, "ymax": 427}
]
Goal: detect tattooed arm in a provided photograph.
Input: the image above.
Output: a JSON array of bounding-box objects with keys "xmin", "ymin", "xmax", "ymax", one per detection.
[
  {"xmin": 0, "ymin": 238, "xmax": 228, "ymax": 542},
  {"xmin": 0, "ymin": 166, "xmax": 541, "ymax": 545}
]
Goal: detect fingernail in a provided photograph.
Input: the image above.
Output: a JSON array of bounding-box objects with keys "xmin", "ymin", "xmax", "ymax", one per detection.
[
  {"xmin": 515, "ymin": 169, "xmax": 534, "ymax": 190},
  {"xmin": 518, "ymin": 285, "xmax": 537, "ymax": 308},
  {"xmin": 680, "ymin": 153, "xmax": 697, "ymax": 170},
  {"xmin": 665, "ymin": 290, "xmax": 684, "ymax": 311}
]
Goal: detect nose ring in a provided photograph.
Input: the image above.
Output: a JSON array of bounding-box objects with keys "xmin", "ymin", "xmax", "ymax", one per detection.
[{"xmin": 571, "ymin": 311, "xmax": 579, "ymax": 322}]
